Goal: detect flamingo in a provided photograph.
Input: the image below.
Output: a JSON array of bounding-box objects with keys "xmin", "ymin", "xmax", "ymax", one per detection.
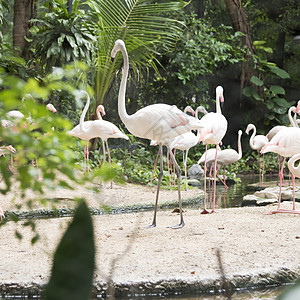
[
  {"xmin": 199, "ymin": 86, "xmax": 228, "ymax": 213},
  {"xmin": 245, "ymin": 124, "xmax": 268, "ymax": 186},
  {"xmin": 150, "ymin": 105, "xmax": 195, "ymax": 186},
  {"xmin": 0, "ymin": 145, "xmax": 17, "ymax": 173},
  {"xmin": 111, "ymin": 39, "xmax": 204, "ymax": 228},
  {"xmin": 266, "ymin": 102, "xmax": 300, "ymax": 177},
  {"xmin": 168, "ymin": 106, "xmax": 206, "ymax": 190},
  {"xmin": 266, "ymin": 101, "xmax": 300, "ymax": 140},
  {"xmin": 67, "ymin": 91, "xmax": 128, "ymax": 172},
  {"xmin": 287, "ymin": 153, "xmax": 300, "ymax": 214},
  {"xmin": 261, "ymin": 127, "xmax": 300, "ymax": 214}
]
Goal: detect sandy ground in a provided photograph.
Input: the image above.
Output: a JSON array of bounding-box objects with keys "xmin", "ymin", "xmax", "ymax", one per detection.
[{"xmin": 0, "ymin": 179, "xmax": 300, "ymax": 297}]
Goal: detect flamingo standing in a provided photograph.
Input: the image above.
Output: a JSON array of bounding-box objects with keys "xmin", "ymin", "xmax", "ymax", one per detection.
[
  {"xmin": 287, "ymin": 153, "xmax": 300, "ymax": 214},
  {"xmin": 266, "ymin": 102, "xmax": 300, "ymax": 177},
  {"xmin": 245, "ymin": 124, "xmax": 268, "ymax": 186},
  {"xmin": 94, "ymin": 104, "xmax": 129, "ymax": 165},
  {"xmin": 150, "ymin": 105, "xmax": 195, "ymax": 185},
  {"xmin": 169, "ymin": 106, "xmax": 206, "ymax": 190},
  {"xmin": 197, "ymin": 130, "xmax": 242, "ymax": 189},
  {"xmin": 261, "ymin": 127, "xmax": 300, "ymax": 214},
  {"xmin": 111, "ymin": 39, "xmax": 204, "ymax": 228},
  {"xmin": 68, "ymin": 91, "xmax": 128, "ymax": 172},
  {"xmin": 0, "ymin": 145, "xmax": 17, "ymax": 174},
  {"xmin": 199, "ymin": 86, "xmax": 228, "ymax": 213}
]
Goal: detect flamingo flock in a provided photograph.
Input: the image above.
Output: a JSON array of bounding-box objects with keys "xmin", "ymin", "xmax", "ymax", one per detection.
[{"xmin": 1, "ymin": 38, "xmax": 300, "ymax": 226}]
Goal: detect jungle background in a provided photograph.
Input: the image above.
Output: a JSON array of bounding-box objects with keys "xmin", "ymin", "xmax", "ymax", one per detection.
[{"xmin": 1, "ymin": 0, "xmax": 300, "ymax": 184}]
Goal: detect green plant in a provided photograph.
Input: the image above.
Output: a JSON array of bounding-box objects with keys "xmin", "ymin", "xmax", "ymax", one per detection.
[{"xmin": 29, "ymin": 0, "xmax": 97, "ymax": 72}]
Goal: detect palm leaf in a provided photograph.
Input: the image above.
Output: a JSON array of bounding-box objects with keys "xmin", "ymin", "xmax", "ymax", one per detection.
[{"xmin": 86, "ymin": 0, "xmax": 187, "ymax": 106}]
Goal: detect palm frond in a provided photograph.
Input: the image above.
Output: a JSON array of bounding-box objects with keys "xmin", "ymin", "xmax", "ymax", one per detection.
[{"xmin": 86, "ymin": 0, "xmax": 187, "ymax": 105}]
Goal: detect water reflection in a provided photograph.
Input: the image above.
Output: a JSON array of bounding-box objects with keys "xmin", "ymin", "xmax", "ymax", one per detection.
[
  {"xmin": 145, "ymin": 286, "xmax": 285, "ymax": 300},
  {"xmin": 196, "ymin": 174, "xmax": 279, "ymax": 210}
]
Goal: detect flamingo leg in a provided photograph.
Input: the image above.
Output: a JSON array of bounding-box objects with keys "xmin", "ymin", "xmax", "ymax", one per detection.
[
  {"xmin": 222, "ymin": 165, "xmax": 228, "ymax": 189},
  {"xmin": 201, "ymin": 144, "xmax": 209, "ymax": 214},
  {"xmin": 166, "ymin": 149, "xmax": 171, "ymax": 186},
  {"xmin": 106, "ymin": 141, "xmax": 111, "ymax": 165},
  {"xmin": 266, "ymin": 157, "xmax": 286, "ymax": 214},
  {"xmin": 172, "ymin": 149, "xmax": 176, "ymax": 186},
  {"xmin": 262, "ymin": 153, "xmax": 265, "ymax": 186},
  {"xmin": 150, "ymin": 149, "xmax": 159, "ymax": 183},
  {"xmin": 102, "ymin": 140, "xmax": 106, "ymax": 163},
  {"xmin": 269, "ymin": 172, "xmax": 300, "ymax": 214},
  {"xmin": 146, "ymin": 144, "xmax": 163, "ymax": 228},
  {"xmin": 183, "ymin": 149, "xmax": 189, "ymax": 191},
  {"xmin": 168, "ymin": 146, "xmax": 184, "ymax": 229},
  {"xmin": 211, "ymin": 145, "xmax": 219, "ymax": 213},
  {"xmin": 258, "ymin": 151, "xmax": 262, "ymax": 186}
]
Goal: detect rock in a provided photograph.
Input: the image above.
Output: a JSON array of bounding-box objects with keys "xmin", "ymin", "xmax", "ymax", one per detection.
[
  {"xmin": 242, "ymin": 195, "xmax": 259, "ymax": 206},
  {"xmin": 256, "ymin": 199, "xmax": 278, "ymax": 206},
  {"xmin": 188, "ymin": 164, "xmax": 204, "ymax": 180},
  {"xmin": 281, "ymin": 190, "xmax": 292, "ymax": 201},
  {"xmin": 254, "ymin": 188, "xmax": 278, "ymax": 199}
]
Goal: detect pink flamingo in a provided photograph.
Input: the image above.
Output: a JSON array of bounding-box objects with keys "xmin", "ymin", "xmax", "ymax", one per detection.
[
  {"xmin": 111, "ymin": 39, "xmax": 204, "ymax": 228},
  {"xmin": 150, "ymin": 105, "xmax": 196, "ymax": 186},
  {"xmin": 68, "ymin": 91, "xmax": 128, "ymax": 172},
  {"xmin": 266, "ymin": 102, "xmax": 300, "ymax": 178},
  {"xmin": 199, "ymin": 86, "xmax": 228, "ymax": 213},
  {"xmin": 169, "ymin": 106, "xmax": 208, "ymax": 190},
  {"xmin": 245, "ymin": 124, "xmax": 268, "ymax": 186},
  {"xmin": 261, "ymin": 127, "xmax": 300, "ymax": 214},
  {"xmin": 199, "ymin": 130, "xmax": 243, "ymax": 190},
  {"xmin": 0, "ymin": 145, "xmax": 17, "ymax": 174},
  {"xmin": 287, "ymin": 153, "xmax": 300, "ymax": 214},
  {"xmin": 94, "ymin": 104, "xmax": 129, "ymax": 165}
]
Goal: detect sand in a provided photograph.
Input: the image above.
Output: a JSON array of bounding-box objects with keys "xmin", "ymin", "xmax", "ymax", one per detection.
[{"xmin": 0, "ymin": 179, "xmax": 300, "ymax": 297}]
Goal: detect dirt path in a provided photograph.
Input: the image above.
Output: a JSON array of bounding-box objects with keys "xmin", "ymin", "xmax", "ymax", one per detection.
[{"xmin": 0, "ymin": 180, "xmax": 300, "ymax": 297}]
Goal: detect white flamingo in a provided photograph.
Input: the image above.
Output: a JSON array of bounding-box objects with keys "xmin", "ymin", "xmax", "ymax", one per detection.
[
  {"xmin": 150, "ymin": 105, "xmax": 195, "ymax": 184},
  {"xmin": 169, "ymin": 106, "xmax": 206, "ymax": 190},
  {"xmin": 68, "ymin": 91, "xmax": 128, "ymax": 172},
  {"xmin": 245, "ymin": 124, "xmax": 268, "ymax": 186},
  {"xmin": 94, "ymin": 104, "xmax": 129, "ymax": 165},
  {"xmin": 199, "ymin": 86, "xmax": 228, "ymax": 213},
  {"xmin": 111, "ymin": 39, "xmax": 204, "ymax": 228},
  {"xmin": 266, "ymin": 101, "xmax": 300, "ymax": 140},
  {"xmin": 199, "ymin": 130, "xmax": 243, "ymax": 189},
  {"xmin": 261, "ymin": 127, "xmax": 300, "ymax": 214}
]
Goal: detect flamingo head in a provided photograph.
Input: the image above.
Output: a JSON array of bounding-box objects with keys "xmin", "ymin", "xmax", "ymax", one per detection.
[
  {"xmin": 245, "ymin": 124, "xmax": 254, "ymax": 135},
  {"xmin": 216, "ymin": 86, "xmax": 224, "ymax": 103},
  {"xmin": 46, "ymin": 104, "xmax": 57, "ymax": 114},
  {"xmin": 97, "ymin": 105, "xmax": 106, "ymax": 117},
  {"xmin": 296, "ymin": 100, "xmax": 300, "ymax": 114},
  {"xmin": 111, "ymin": 39, "xmax": 126, "ymax": 61},
  {"xmin": 184, "ymin": 106, "xmax": 195, "ymax": 116},
  {"xmin": 6, "ymin": 145, "xmax": 17, "ymax": 154}
]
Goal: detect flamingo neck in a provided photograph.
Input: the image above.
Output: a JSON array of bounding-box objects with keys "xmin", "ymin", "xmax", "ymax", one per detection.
[
  {"xmin": 118, "ymin": 47, "xmax": 131, "ymax": 124},
  {"xmin": 249, "ymin": 125, "xmax": 256, "ymax": 149},
  {"xmin": 79, "ymin": 91, "xmax": 90, "ymax": 133},
  {"xmin": 288, "ymin": 106, "xmax": 297, "ymax": 127},
  {"xmin": 216, "ymin": 91, "xmax": 222, "ymax": 114},
  {"xmin": 96, "ymin": 107, "xmax": 102, "ymax": 120},
  {"xmin": 237, "ymin": 132, "xmax": 242, "ymax": 159}
]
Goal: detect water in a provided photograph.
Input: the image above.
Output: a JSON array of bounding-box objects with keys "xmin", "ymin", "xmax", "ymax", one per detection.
[{"xmin": 196, "ymin": 174, "xmax": 277, "ymax": 210}]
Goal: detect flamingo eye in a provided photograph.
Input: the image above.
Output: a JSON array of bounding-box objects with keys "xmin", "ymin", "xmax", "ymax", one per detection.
[{"xmin": 276, "ymin": 142, "xmax": 279, "ymax": 146}]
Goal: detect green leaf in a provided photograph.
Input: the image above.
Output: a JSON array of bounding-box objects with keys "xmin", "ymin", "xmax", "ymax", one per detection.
[
  {"xmin": 44, "ymin": 201, "xmax": 95, "ymax": 300},
  {"xmin": 273, "ymin": 97, "xmax": 290, "ymax": 108},
  {"xmin": 250, "ymin": 75, "xmax": 263, "ymax": 87},
  {"xmin": 243, "ymin": 86, "xmax": 254, "ymax": 97},
  {"xmin": 269, "ymin": 66, "xmax": 290, "ymax": 79},
  {"xmin": 270, "ymin": 85, "xmax": 285, "ymax": 95}
]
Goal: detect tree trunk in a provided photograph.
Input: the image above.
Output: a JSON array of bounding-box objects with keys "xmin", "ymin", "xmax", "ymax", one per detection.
[
  {"xmin": 13, "ymin": 0, "xmax": 35, "ymax": 58},
  {"xmin": 224, "ymin": 0, "xmax": 254, "ymax": 96},
  {"xmin": 197, "ymin": 0, "xmax": 204, "ymax": 19}
]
